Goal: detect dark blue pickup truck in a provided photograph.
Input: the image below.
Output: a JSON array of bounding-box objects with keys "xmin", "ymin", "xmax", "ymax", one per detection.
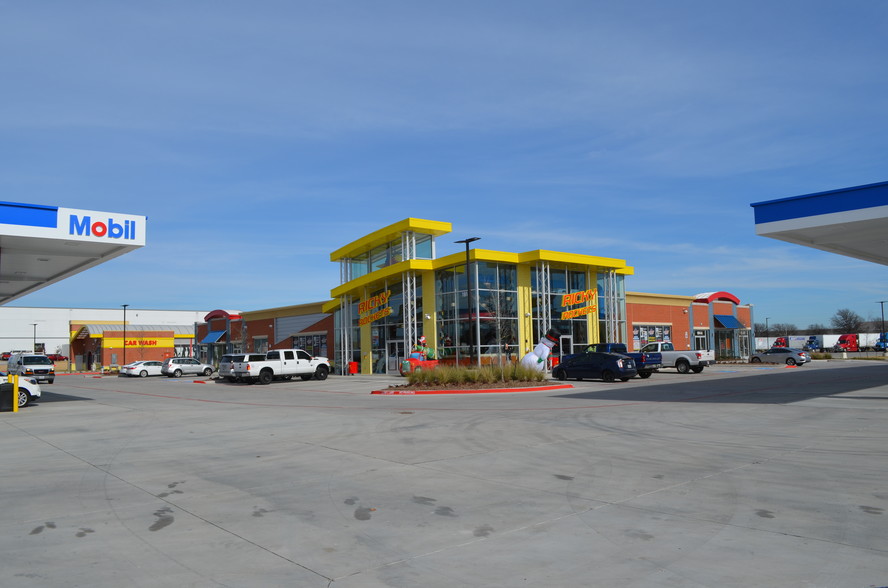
[{"xmin": 571, "ymin": 343, "xmax": 662, "ymax": 379}]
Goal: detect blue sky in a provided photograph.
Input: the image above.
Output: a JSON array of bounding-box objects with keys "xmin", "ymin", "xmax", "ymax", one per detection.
[{"xmin": 3, "ymin": 1, "xmax": 887, "ymax": 328}]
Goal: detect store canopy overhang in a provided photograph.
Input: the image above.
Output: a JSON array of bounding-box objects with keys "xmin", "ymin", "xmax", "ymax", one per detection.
[
  {"xmin": 750, "ymin": 181, "xmax": 888, "ymax": 266},
  {"xmin": 0, "ymin": 201, "xmax": 147, "ymax": 305},
  {"xmin": 714, "ymin": 314, "xmax": 744, "ymax": 329},
  {"xmin": 201, "ymin": 330, "xmax": 227, "ymax": 344}
]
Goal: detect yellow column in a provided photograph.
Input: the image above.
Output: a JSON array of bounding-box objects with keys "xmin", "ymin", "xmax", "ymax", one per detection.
[
  {"xmin": 12, "ymin": 374, "xmax": 19, "ymax": 413},
  {"xmin": 360, "ymin": 319, "xmax": 372, "ymax": 375},
  {"xmin": 421, "ymin": 270, "xmax": 437, "ymax": 348},
  {"xmin": 517, "ymin": 266, "xmax": 533, "ymax": 355}
]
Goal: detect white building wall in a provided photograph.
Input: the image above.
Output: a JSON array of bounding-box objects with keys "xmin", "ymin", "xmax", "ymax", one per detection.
[{"xmin": 0, "ymin": 307, "xmax": 210, "ymax": 355}]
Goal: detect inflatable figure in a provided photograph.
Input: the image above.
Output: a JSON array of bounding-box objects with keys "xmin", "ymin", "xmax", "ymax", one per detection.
[
  {"xmin": 520, "ymin": 328, "xmax": 560, "ymax": 372},
  {"xmin": 402, "ymin": 335, "xmax": 439, "ymax": 375}
]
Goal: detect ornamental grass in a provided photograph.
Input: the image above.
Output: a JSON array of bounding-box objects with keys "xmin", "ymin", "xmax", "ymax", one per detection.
[{"xmin": 405, "ymin": 363, "xmax": 546, "ymax": 387}]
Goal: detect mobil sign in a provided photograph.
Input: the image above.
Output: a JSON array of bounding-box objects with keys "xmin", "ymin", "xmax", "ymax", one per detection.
[{"xmin": 59, "ymin": 207, "xmax": 146, "ymax": 246}]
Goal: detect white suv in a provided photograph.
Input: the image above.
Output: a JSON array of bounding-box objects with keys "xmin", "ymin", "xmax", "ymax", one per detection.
[
  {"xmin": 7, "ymin": 353, "xmax": 55, "ymax": 384},
  {"xmin": 161, "ymin": 357, "xmax": 214, "ymax": 378},
  {"xmin": 0, "ymin": 371, "xmax": 42, "ymax": 407}
]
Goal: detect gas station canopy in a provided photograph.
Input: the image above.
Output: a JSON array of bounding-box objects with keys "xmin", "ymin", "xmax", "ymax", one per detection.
[
  {"xmin": 0, "ymin": 201, "xmax": 146, "ymax": 305},
  {"xmin": 751, "ymin": 181, "xmax": 888, "ymax": 266}
]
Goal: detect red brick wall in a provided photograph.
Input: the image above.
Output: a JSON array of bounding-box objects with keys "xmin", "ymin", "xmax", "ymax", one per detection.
[{"xmin": 627, "ymin": 302, "xmax": 691, "ymax": 350}]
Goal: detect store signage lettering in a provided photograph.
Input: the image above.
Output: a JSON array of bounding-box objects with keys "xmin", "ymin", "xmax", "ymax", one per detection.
[
  {"xmin": 69, "ymin": 214, "xmax": 138, "ymax": 240},
  {"xmin": 358, "ymin": 290, "xmax": 391, "ymax": 314},
  {"xmin": 126, "ymin": 339, "xmax": 158, "ymax": 347},
  {"xmin": 358, "ymin": 290, "xmax": 392, "ymax": 325},
  {"xmin": 560, "ymin": 288, "xmax": 597, "ymax": 320},
  {"xmin": 359, "ymin": 307, "xmax": 392, "ymax": 326}
]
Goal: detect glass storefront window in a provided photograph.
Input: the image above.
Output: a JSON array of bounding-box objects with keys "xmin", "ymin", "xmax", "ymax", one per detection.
[
  {"xmin": 499, "ymin": 265, "xmax": 517, "ymax": 291},
  {"xmin": 476, "ymin": 262, "xmax": 498, "ymax": 290},
  {"xmin": 415, "ymin": 235, "xmax": 432, "ymax": 259}
]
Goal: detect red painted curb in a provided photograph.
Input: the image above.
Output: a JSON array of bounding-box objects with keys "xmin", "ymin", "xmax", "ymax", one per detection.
[{"xmin": 371, "ymin": 384, "xmax": 574, "ymax": 395}]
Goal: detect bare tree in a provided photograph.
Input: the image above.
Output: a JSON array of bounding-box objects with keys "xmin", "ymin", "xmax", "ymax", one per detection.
[
  {"xmin": 830, "ymin": 308, "xmax": 864, "ymax": 333},
  {"xmin": 805, "ymin": 323, "xmax": 829, "ymax": 335},
  {"xmin": 771, "ymin": 323, "xmax": 798, "ymax": 335}
]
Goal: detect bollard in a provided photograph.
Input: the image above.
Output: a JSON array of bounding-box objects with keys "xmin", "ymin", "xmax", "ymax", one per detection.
[{"xmin": 0, "ymin": 382, "xmax": 13, "ymax": 412}]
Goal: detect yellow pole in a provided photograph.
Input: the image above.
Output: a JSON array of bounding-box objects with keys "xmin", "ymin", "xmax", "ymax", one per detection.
[{"xmin": 12, "ymin": 374, "xmax": 19, "ymax": 413}]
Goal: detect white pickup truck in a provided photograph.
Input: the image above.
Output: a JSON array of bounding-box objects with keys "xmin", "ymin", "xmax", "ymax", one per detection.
[
  {"xmin": 233, "ymin": 349, "xmax": 331, "ymax": 384},
  {"xmin": 639, "ymin": 342, "xmax": 715, "ymax": 374}
]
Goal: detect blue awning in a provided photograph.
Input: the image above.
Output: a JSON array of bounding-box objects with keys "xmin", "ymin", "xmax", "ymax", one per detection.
[
  {"xmin": 714, "ymin": 315, "xmax": 744, "ymax": 329},
  {"xmin": 201, "ymin": 330, "xmax": 227, "ymax": 344}
]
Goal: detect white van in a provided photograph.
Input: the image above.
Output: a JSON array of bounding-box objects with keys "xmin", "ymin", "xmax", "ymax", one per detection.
[{"xmin": 7, "ymin": 353, "xmax": 55, "ymax": 384}]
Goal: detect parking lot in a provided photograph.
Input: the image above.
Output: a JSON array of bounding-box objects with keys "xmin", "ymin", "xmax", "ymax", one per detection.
[{"xmin": 3, "ymin": 360, "xmax": 888, "ymax": 587}]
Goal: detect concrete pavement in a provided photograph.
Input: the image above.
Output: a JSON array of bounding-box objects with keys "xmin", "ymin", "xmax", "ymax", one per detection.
[{"xmin": 2, "ymin": 361, "xmax": 887, "ymax": 587}]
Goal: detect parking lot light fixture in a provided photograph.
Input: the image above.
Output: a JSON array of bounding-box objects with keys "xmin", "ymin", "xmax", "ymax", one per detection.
[
  {"xmin": 454, "ymin": 237, "xmax": 481, "ymax": 367},
  {"xmin": 122, "ymin": 304, "xmax": 129, "ymax": 367}
]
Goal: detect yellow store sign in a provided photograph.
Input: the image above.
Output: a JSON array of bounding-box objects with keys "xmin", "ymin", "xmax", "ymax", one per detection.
[{"xmin": 103, "ymin": 336, "xmax": 175, "ymax": 348}]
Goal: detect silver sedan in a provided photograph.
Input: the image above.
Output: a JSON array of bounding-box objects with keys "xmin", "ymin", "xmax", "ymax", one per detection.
[
  {"xmin": 750, "ymin": 347, "xmax": 811, "ymax": 366},
  {"xmin": 121, "ymin": 360, "xmax": 164, "ymax": 377}
]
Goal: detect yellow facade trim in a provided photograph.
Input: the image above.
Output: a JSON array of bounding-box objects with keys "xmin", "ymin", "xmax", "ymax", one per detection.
[
  {"xmin": 242, "ymin": 301, "xmax": 328, "ymax": 320},
  {"xmin": 627, "ymin": 291, "xmax": 694, "ymax": 306},
  {"xmin": 330, "ymin": 218, "xmax": 452, "ymax": 261},
  {"xmin": 331, "ymin": 250, "xmax": 634, "ymax": 301}
]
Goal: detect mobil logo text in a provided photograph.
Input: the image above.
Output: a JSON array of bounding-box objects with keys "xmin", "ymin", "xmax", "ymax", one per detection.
[{"xmin": 69, "ymin": 214, "xmax": 138, "ymax": 240}]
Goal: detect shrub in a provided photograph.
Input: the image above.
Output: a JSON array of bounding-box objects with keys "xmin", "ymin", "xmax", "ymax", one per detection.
[{"xmin": 404, "ymin": 363, "xmax": 546, "ymax": 387}]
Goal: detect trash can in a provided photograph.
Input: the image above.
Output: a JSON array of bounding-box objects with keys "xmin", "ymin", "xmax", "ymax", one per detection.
[
  {"xmin": 0, "ymin": 383, "xmax": 14, "ymax": 412},
  {"xmin": 348, "ymin": 361, "xmax": 359, "ymax": 375}
]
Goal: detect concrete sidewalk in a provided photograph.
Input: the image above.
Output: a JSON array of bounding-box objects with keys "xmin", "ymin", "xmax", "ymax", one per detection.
[{"xmin": 2, "ymin": 361, "xmax": 887, "ymax": 587}]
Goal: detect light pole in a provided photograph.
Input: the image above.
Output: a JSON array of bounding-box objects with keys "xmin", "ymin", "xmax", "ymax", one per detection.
[
  {"xmin": 764, "ymin": 317, "xmax": 770, "ymax": 349},
  {"xmin": 879, "ymin": 301, "xmax": 887, "ymax": 353},
  {"xmin": 122, "ymin": 304, "xmax": 129, "ymax": 366},
  {"xmin": 454, "ymin": 237, "xmax": 480, "ymax": 367},
  {"xmin": 31, "ymin": 323, "xmax": 37, "ymax": 352}
]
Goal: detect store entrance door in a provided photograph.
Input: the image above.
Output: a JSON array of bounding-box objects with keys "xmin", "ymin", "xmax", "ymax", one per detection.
[
  {"xmin": 387, "ymin": 341, "xmax": 406, "ymax": 374},
  {"xmin": 556, "ymin": 335, "xmax": 573, "ymax": 368}
]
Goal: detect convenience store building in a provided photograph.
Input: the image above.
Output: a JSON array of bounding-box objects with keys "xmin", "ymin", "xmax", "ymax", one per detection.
[{"xmin": 318, "ymin": 218, "xmax": 753, "ymax": 375}]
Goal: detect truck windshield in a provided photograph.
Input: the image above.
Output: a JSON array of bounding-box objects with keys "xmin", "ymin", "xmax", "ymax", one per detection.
[{"xmin": 23, "ymin": 356, "xmax": 53, "ymax": 365}]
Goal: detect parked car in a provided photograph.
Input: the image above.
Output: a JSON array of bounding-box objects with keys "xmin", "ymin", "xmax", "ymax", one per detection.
[
  {"xmin": 219, "ymin": 353, "xmax": 267, "ymax": 382},
  {"xmin": 1, "ymin": 352, "xmax": 11, "ymax": 360},
  {"xmin": 161, "ymin": 357, "xmax": 214, "ymax": 378},
  {"xmin": 552, "ymin": 351, "xmax": 638, "ymax": 382},
  {"xmin": 47, "ymin": 354, "xmax": 69, "ymax": 361},
  {"xmin": 121, "ymin": 360, "xmax": 164, "ymax": 377},
  {"xmin": 6, "ymin": 352, "xmax": 55, "ymax": 384},
  {"xmin": 0, "ymin": 371, "xmax": 42, "ymax": 407},
  {"xmin": 750, "ymin": 347, "xmax": 810, "ymax": 366}
]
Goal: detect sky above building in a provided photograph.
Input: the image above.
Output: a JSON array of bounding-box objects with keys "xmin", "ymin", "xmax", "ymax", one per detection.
[{"xmin": 3, "ymin": 1, "xmax": 887, "ymax": 329}]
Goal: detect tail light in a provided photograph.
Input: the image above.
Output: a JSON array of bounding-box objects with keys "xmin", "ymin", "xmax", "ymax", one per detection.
[{"xmin": 616, "ymin": 359, "xmax": 624, "ymax": 368}]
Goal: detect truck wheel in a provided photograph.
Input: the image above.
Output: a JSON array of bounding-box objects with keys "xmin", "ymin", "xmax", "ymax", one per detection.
[
  {"xmin": 602, "ymin": 370, "xmax": 616, "ymax": 383},
  {"xmin": 227, "ymin": 376, "xmax": 238, "ymax": 383},
  {"xmin": 258, "ymin": 370, "xmax": 274, "ymax": 385},
  {"xmin": 620, "ymin": 377, "xmax": 631, "ymax": 382},
  {"xmin": 314, "ymin": 366, "xmax": 329, "ymax": 381},
  {"xmin": 675, "ymin": 360, "xmax": 690, "ymax": 374},
  {"xmin": 691, "ymin": 366, "xmax": 704, "ymax": 373},
  {"xmin": 638, "ymin": 371, "xmax": 652, "ymax": 379},
  {"xmin": 300, "ymin": 374, "xmax": 313, "ymax": 381},
  {"xmin": 18, "ymin": 389, "xmax": 31, "ymax": 408}
]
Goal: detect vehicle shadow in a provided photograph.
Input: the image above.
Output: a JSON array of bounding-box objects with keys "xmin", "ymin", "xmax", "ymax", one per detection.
[
  {"xmin": 551, "ymin": 363, "xmax": 888, "ymax": 405},
  {"xmin": 34, "ymin": 391, "xmax": 95, "ymax": 403}
]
